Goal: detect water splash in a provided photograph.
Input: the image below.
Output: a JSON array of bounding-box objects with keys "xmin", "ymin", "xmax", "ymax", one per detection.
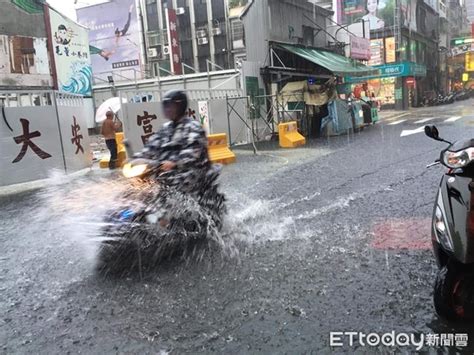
[
  {"xmin": 36, "ymin": 170, "xmax": 238, "ymax": 271},
  {"xmin": 224, "ymin": 196, "xmax": 300, "ymax": 243}
]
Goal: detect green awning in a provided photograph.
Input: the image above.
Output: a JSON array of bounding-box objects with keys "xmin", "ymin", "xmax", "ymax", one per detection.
[{"xmin": 278, "ymin": 44, "xmax": 376, "ymax": 76}]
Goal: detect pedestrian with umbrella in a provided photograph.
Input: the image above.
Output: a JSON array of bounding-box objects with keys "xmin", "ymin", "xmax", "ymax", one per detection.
[{"xmin": 100, "ymin": 110, "xmax": 122, "ymax": 170}]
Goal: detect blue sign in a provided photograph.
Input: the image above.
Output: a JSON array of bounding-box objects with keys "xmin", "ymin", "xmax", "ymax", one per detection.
[{"xmin": 345, "ymin": 61, "xmax": 427, "ymax": 83}]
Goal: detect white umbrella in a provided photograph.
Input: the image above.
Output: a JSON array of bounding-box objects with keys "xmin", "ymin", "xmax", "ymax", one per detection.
[{"xmin": 95, "ymin": 97, "xmax": 127, "ymax": 123}]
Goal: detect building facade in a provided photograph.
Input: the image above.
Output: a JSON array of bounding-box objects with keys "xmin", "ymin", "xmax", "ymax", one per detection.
[
  {"xmin": 142, "ymin": 0, "xmax": 232, "ymax": 76},
  {"xmin": 0, "ymin": 0, "xmax": 53, "ymax": 90}
]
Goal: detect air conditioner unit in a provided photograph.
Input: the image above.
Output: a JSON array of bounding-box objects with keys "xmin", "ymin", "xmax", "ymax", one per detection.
[
  {"xmin": 147, "ymin": 32, "xmax": 160, "ymax": 47},
  {"xmin": 148, "ymin": 48, "xmax": 158, "ymax": 58},
  {"xmin": 163, "ymin": 46, "xmax": 170, "ymax": 56},
  {"xmin": 196, "ymin": 29, "xmax": 207, "ymax": 38},
  {"xmin": 197, "ymin": 37, "xmax": 208, "ymax": 45},
  {"xmin": 211, "ymin": 27, "xmax": 222, "ymax": 36},
  {"xmin": 176, "ymin": 7, "xmax": 185, "ymax": 15}
]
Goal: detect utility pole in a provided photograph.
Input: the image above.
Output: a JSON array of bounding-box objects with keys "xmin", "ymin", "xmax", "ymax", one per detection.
[{"xmin": 394, "ymin": 0, "xmax": 408, "ymax": 110}]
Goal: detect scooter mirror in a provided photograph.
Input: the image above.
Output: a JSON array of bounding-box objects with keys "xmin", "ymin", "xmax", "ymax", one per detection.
[
  {"xmin": 424, "ymin": 125, "xmax": 434, "ymax": 138},
  {"xmin": 424, "ymin": 125, "xmax": 440, "ymax": 140}
]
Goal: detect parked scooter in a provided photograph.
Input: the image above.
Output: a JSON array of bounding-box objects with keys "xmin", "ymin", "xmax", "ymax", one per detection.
[{"xmin": 425, "ymin": 125, "xmax": 474, "ymax": 320}]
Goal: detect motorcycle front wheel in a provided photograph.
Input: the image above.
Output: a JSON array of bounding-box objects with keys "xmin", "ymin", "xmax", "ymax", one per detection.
[
  {"xmin": 96, "ymin": 239, "xmax": 140, "ymax": 274},
  {"xmin": 434, "ymin": 261, "xmax": 474, "ymax": 321}
]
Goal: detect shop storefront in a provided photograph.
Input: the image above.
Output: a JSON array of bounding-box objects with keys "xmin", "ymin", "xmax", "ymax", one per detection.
[{"xmin": 345, "ymin": 61, "xmax": 427, "ymax": 109}]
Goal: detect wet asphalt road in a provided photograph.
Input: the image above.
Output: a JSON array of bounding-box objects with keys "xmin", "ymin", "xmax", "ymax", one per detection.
[{"xmin": 3, "ymin": 100, "xmax": 474, "ymax": 354}]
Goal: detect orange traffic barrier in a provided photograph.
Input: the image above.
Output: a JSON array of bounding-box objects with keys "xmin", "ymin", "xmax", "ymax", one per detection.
[
  {"xmin": 207, "ymin": 133, "xmax": 236, "ymax": 165},
  {"xmin": 99, "ymin": 132, "xmax": 127, "ymax": 169},
  {"xmin": 278, "ymin": 121, "xmax": 305, "ymax": 148}
]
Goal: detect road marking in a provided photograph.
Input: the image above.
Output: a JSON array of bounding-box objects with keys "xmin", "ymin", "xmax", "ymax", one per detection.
[
  {"xmin": 414, "ymin": 117, "xmax": 436, "ymax": 124},
  {"xmin": 382, "ymin": 112, "xmax": 410, "ymax": 121},
  {"xmin": 444, "ymin": 116, "xmax": 462, "ymax": 123},
  {"xmin": 388, "ymin": 119, "xmax": 407, "ymax": 125},
  {"xmin": 400, "ymin": 126, "xmax": 425, "ymax": 137}
]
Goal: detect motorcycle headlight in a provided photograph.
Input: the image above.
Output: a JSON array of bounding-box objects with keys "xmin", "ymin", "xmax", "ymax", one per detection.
[
  {"xmin": 442, "ymin": 148, "xmax": 474, "ymax": 169},
  {"xmin": 434, "ymin": 205, "xmax": 453, "ymax": 252},
  {"xmin": 122, "ymin": 163, "xmax": 148, "ymax": 178}
]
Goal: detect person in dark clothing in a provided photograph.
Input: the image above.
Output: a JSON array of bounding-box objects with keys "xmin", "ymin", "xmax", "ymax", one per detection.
[
  {"xmin": 134, "ymin": 90, "xmax": 210, "ymax": 197},
  {"xmin": 134, "ymin": 90, "xmax": 223, "ymax": 228}
]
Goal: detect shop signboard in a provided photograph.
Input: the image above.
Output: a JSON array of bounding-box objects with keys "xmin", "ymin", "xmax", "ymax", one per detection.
[
  {"xmin": 466, "ymin": 52, "xmax": 474, "ymax": 71},
  {"xmin": 166, "ymin": 8, "xmax": 182, "ymax": 75},
  {"xmin": 344, "ymin": 61, "xmax": 426, "ymax": 82},
  {"xmin": 451, "ymin": 44, "xmax": 474, "ymax": 57},
  {"xmin": 385, "ymin": 37, "xmax": 396, "ymax": 63},
  {"xmin": 368, "ymin": 39, "xmax": 384, "ymax": 66},
  {"xmin": 350, "ymin": 35, "xmax": 370, "ymax": 60}
]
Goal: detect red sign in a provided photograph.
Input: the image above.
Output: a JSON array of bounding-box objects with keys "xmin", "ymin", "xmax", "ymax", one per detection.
[
  {"xmin": 166, "ymin": 8, "xmax": 182, "ymax": 75},
  {"xmin": 406, "ymin": 77, "xmax": 415, "ymax": 87}
]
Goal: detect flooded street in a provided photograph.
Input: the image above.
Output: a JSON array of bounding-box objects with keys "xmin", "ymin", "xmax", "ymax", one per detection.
[{"xmin": 3, "ymin": 101, "xmax": 474, "ymax": 353}]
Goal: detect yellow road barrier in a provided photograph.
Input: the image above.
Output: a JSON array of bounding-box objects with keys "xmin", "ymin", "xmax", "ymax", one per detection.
[
  {"xmin": 99, "ymin": 132, "xmax": 127, "ymax": 169},
  {"xmin": 278, "ymin": 121, "xmax": 306, "ymax": 148},
  {"xmin": 208, "ymin": 133, "xmax": 236, "ymax": 165}
]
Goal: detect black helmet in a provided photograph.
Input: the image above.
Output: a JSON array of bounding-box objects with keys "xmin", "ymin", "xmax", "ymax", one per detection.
[{"xmin": 162, "ymin": 90, "xmax": 188, "ymax": 117}]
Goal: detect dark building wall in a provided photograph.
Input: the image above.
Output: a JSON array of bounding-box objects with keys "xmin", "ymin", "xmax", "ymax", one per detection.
[
  {"xmin": 176, "ymin": 1, "xmax": 193, "ymax": 68},
  {"xmin": 194, "ymin": 0, "xmax": 208, "ymax": 27},
  {"xmin": 146, "ymin": 1, "xmax": 160, "ymax": 32}
]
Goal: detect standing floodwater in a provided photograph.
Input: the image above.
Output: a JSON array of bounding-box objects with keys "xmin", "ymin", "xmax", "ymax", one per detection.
[{"xmin": 4, "ymin": 101, "xmax": 474, "ymax": 353}]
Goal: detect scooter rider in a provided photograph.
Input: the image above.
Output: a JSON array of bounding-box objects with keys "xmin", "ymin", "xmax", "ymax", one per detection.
[{"xmin": 134, "ymin": 89, "xmax": 210, "ymax": 197}]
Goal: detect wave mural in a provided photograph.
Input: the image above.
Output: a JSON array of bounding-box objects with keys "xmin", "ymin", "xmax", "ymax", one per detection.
[
  {"xmin": 48, "ymin": 6, "xmax": 92, "ymax": 97},
  {"xmin": 61, "ymin": 64, "xmax": 92, "ymax": 96}
]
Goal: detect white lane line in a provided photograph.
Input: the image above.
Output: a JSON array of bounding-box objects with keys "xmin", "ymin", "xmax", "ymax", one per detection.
[
  {"xmin": 383, "ymin": 112, "xmax": 410, "ymax": 121},
  {"xmin": 444, "ymin": 116, "xmax": 462, "ymax": 123},
  {"xmin": 414, "ymin": 117, "xmax": 436, "ymax": 124},
  {"xmin": 388, "ymin": 119, "xmax": 407, "ymax": 125},
  {"xmin": 400, "ymin": 126, "xmax": 425, "ymax": 137}
]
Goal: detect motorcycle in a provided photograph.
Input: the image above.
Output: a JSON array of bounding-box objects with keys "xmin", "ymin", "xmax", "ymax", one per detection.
[
  {"xmin": 425, "ymin": 125, "xmax": 474, "ymax": 320},
  {"xmin": 96, "ymin": 152, "xmax": 226, "ymax": 274}
]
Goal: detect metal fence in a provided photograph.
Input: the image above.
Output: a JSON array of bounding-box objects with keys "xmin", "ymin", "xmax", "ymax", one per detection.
[
  {"xmin": 0, "ymin": 90, "xmax": 84, "ymax": 107},
  {"xmin": 119, "ymin": 88, "xmax": 243, "ymax": 103}
]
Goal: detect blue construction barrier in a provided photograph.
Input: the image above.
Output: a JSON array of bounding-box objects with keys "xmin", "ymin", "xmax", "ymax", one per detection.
[{"xmin": 320, "ymin": 99, "xmax": 353, "ymax": 136}]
